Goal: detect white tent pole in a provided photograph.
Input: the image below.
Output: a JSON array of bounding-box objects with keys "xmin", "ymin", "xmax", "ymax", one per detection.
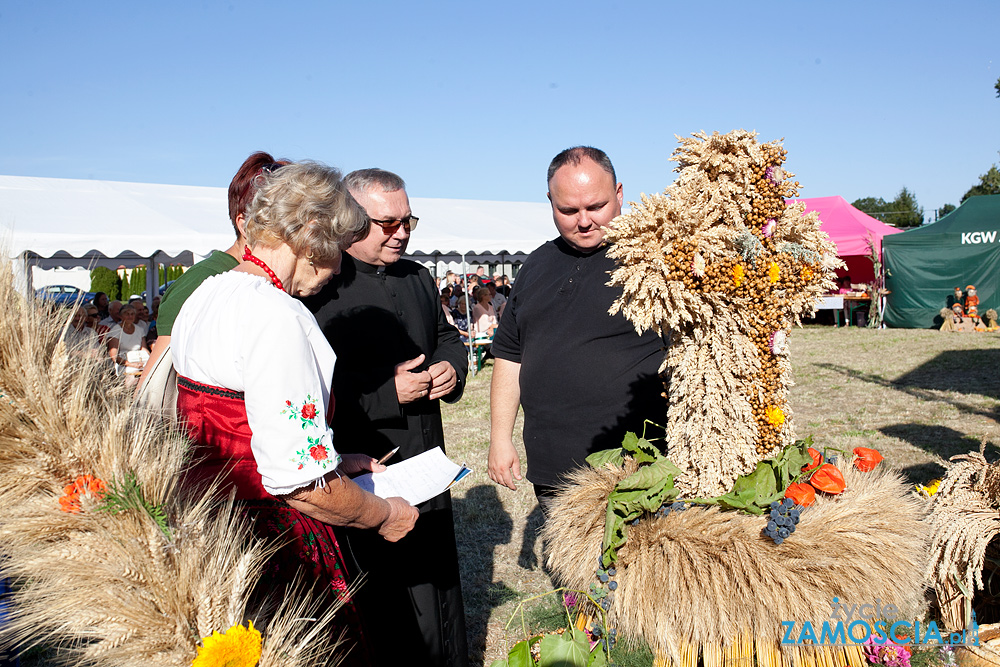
[
  {"xmin": 461, "ymin": 253, "xmax": 473, "ymax": 375},
  {"xmin": 19, "ymin": 252, "xmax": 34, "ymax": 298}
]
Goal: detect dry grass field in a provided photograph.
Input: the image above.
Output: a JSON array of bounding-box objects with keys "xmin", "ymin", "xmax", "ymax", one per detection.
[{"xmin": 444, "ymin": 326, "xmax": 1000, "ymax": 665}]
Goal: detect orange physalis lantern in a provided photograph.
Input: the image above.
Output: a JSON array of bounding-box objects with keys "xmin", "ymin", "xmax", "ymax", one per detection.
[
  {"xmin": 802, "ymin": 447, "xmax": 823, "ymax": 473},
  {"xmin": 853, "ymin": 447, "xmax": 884, "ymax": 472},
  {"xmin": 810, "ymin": 464, "xmax": 846, "ymax": 495},
  {"xmin": 784, "ymin": 482, "xmax": 816, "ymax": 507}
]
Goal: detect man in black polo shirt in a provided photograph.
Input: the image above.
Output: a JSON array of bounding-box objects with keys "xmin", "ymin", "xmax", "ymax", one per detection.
[{"xmin": 488, "ymin": 146, "xmax": 666, "ymax": 512}]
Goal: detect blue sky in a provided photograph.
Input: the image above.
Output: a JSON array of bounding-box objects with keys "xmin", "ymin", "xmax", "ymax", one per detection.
[{"xmin": 2, "ymin": 1, "xmax": 997, "ymax": 218}]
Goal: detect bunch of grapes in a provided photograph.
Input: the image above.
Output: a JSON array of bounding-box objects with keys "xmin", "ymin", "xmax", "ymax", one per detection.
[
  {"xmin": 592, "ymin": 558, "xmax": 619, "ymax": 612},
  {"xmin": 762, "ymin": 497, "xmax": 801, "ymax": 545},
  {"xmin": 587, "ymin": 622, "xmax": 619, "ymax": 653}
]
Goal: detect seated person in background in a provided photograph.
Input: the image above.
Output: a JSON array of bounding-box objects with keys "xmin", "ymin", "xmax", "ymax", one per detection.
[
  {"xmin": 106, "ymin": 304, "xmax": 150, "ymax": 381},
  {"xmin": 98, "ymin": 300, "xmax": 121, "ymax": 329},
  {"xmin": 836, "ymin": 275, "xmax": 852, "ymax": 294},
  {"xmin": 93, "ymin": 292, "xmax": 110, "ymax": 321},
  {"xmin": 488, "ymin": 280, "xmax": 506, "ymax": 318},
  {"xmin": 441, "ymin": 290, "xmax": 456, "ymax": 327},
  {"xmin": 471, "ymin": 286, "xmax": 498, "ymax": 339},
  {"xmin": 65, "ymin": 306, "xmax": 101, "ymax": 354},
  {"xmin": 451, "ymin": 298, "xmax": 471, "ymax": 342},
  {"xmin": 84, "ymin": 304, "xmax": 100, "ymax": 329}
]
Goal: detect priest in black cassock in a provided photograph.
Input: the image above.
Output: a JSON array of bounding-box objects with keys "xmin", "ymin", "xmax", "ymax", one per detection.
[{"xmin": 304, "ymin": 168, "xmax": 470, "ymax": 667}]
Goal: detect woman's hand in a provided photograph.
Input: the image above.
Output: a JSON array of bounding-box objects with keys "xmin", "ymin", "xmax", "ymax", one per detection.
[
  {"xmin": 380, "ymin": 496, "xmax": 419, "ymax": 542},
  {"xmin": 337, "ymin": 453, "xmax": 386, "ymax": 477}
]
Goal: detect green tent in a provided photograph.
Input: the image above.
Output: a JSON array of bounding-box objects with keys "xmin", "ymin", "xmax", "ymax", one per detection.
[{"xmin": 882, "ymin": 195, "xmax": 1000, "ymax": 328}]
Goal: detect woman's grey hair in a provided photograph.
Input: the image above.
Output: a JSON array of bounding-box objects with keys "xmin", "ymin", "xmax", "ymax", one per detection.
[
  {"xmin": 119, "ymin": 304, "xmax": 136, "ymax": 317},
  {"xmin": 344, "ymin": 168, "xmax": 406, "ymax": 196},
  {"xmin": 244, "ymin": 161, "xmax": 370, "ymax": 264}
]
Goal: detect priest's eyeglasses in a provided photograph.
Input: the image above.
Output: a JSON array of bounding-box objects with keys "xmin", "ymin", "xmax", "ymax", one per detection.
[{"xmin": 370, "ymin": 216, "xmax": 419, "ymax": 234}]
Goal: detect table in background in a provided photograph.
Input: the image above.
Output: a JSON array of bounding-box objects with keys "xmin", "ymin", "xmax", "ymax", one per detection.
[{"xmin": 815, "ymin": 296, "xmax": 844, "ymax": 326}]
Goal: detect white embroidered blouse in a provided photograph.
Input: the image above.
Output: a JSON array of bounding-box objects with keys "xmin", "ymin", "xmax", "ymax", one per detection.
[{"xmin": 172, "ymin": 271, "xmax": 341, "ymax": 496}]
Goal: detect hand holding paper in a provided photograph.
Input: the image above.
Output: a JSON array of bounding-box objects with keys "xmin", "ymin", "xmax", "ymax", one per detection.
[{"xmin": 354, "ymin": 447, "xmax": 472, "ymax": 506}]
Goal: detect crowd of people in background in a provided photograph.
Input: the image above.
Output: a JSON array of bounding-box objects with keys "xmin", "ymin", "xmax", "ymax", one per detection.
[
  {"xmin": 52, "ymin": 263, "xmax": 512, "ymax": 386},
  {"xmin": 435, "ymin": 269, "xmax": 513, "ymax": 347},
  {"xmin": 56, "ymin": 289, "xmax": 162, "ymax": 385}
]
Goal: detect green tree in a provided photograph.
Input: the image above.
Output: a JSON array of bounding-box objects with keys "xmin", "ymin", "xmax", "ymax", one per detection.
[
  {"xmin": 852, "ymin": 188, "xmax": 924, "ymax": 227},
  {"xmin": 851, "ymin": 197, "xmax": 890, "ymax": 221},
  {"xmin": 937, "ymin": 203, "xmax": 956, "ymax": 220},
  {"xmin": 961, "ymin": 165, "xmax": 1000, "ymax": 202},
  {"xmin": 890, "ymin": 187, "xmax": 924, "ymax": 227},
  {"xmin": 995, "ymin": 75, "xmax": 999, "ymax": 98},
  {"xmin": 125, "ymin": 266, "xmax": 147, "ymax": 298},
  {"xmin": 89, "ymin": 267, "xmax": 121, "ymax": 300}
]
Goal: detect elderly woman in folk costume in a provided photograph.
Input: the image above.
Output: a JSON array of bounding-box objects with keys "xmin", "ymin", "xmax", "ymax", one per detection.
[{"xmin": 170, "ymin": 161, "xmax": 419, "ymax": 663}]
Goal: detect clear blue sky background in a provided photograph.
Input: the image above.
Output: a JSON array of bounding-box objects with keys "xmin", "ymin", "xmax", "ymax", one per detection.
[{"xmin": 2, "ymin": 1, "xmax": 997, "ymax": 219}]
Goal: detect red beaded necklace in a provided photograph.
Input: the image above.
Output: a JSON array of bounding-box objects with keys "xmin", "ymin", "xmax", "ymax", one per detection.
[{"xmin": 242, "ymin": 247, "xmax": 285, "ymax": 292}]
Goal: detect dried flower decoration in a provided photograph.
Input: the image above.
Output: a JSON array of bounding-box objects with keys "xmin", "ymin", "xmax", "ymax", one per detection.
[
  {"xmin": 769, "ymin": 330, "xmax": 788, "ymax": 355},
  {"xmin": 768, "ymin": 262, "xmax": 780, "ymax": 284},
  {"xmin": 762, "ymin": 219, "xmax": 776, "ymax": 238},
  {"xmin": 692, "ymin": 252, "xmax": 706, "ymax": 278},
  {"xmin": 58, "ymin": 474, "xmax": 107, "ymax": 514},
  {"xmin": 732, "ymin": 264, "xmax": 745, "ymax": 287},
  {"xmin": 764, "ymin": 406, "xmax": 785, "ymax": 427},
  {"xmin": 191, "ymin": 620, "xmax": 262, "ymax": 667}
]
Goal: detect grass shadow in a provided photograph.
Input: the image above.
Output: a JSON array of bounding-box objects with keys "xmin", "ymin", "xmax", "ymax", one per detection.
[
  {"xmin": 518, "ymin": 504, "xmax": 545, "ymax": 572},
  {"xmin": 880, "ymin": 423, "xmax": 999, "ymax": 484},
  {"xmin": 453, "ymin": 484, "xmax": 514, "ymax": 663},
  {"xmin": 893, "ymin": 349, "xmax": 1000, "ymax": 400},
  {"xmin": 817, "ymin": 356, "xmax": 1000, "ymax": 424}
]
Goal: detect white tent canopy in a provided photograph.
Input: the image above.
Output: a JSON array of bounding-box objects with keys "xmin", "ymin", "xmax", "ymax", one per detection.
[{"xmin": 0, "ymin": 175, "xmax": 555, "ymax": 293}]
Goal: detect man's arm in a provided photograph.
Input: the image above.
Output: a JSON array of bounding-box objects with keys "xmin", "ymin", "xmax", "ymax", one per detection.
[{"xmin": 488, "ymin": 357, "xmax": 523, "ymax": 491}]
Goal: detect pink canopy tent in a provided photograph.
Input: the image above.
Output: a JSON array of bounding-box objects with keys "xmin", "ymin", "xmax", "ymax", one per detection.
[{"xmin": 787, "ymin": 196, "xmax": 903, "ymax": 284}]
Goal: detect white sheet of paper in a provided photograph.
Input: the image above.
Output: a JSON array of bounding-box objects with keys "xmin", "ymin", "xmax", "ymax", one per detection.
[{"xmin": 353, "ymin": 447, "xmax": 470, "ymax": 505}]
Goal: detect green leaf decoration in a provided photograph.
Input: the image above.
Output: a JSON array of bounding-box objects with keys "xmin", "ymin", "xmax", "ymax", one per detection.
[
  {"xmin": 585, "ymin": 448, "xmax": 625, "ymax": 469},
  {"xmin": 504, "ymin": 639, "xmax": 533, "ymax": 667},
  {"xmin": 620, "ymin": 431, "xmax": 660, "ymax": 464},
  {"xmin": 588, "ymin": 644, "xmax": 609, "ymax": 667},
  {"xmin": 617, "ymin": 459, "xmax": 682, "ymax": 490},
  {"xmin": 539, "ymin": 628, "xmax": 590, "ymax": 667},
  {"xmin": 595, "ymin": 433, "xmax": 818, "ymax": 567},
  {"xmin": 97, "ymin": 471, "xmax": 171, "ymax": 539}
]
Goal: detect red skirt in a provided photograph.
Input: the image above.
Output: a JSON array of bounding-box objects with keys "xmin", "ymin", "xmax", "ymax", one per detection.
[{"xmin": 177, "ymin": 375, "xmax": 368, "ymax": 662}]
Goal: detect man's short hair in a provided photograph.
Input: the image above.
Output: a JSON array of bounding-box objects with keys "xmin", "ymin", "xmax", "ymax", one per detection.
[
  {"xmin": 546, "ymin": 146, "xmax": 616, "ymax": 186},
  {"xmin": 345, "ymin": 168, "xmax": 406, "ymax": 195}
]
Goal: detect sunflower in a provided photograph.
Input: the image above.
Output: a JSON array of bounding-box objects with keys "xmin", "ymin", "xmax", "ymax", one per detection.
[{"xmin": 192, "ymin": 621, "xmax": 262, "ymax": 667}]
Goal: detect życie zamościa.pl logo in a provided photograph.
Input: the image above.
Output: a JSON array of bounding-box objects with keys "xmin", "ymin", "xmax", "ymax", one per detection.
[{"xmin": 782, "ymin": 598, "xmax": 979, "ymax": 647}]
